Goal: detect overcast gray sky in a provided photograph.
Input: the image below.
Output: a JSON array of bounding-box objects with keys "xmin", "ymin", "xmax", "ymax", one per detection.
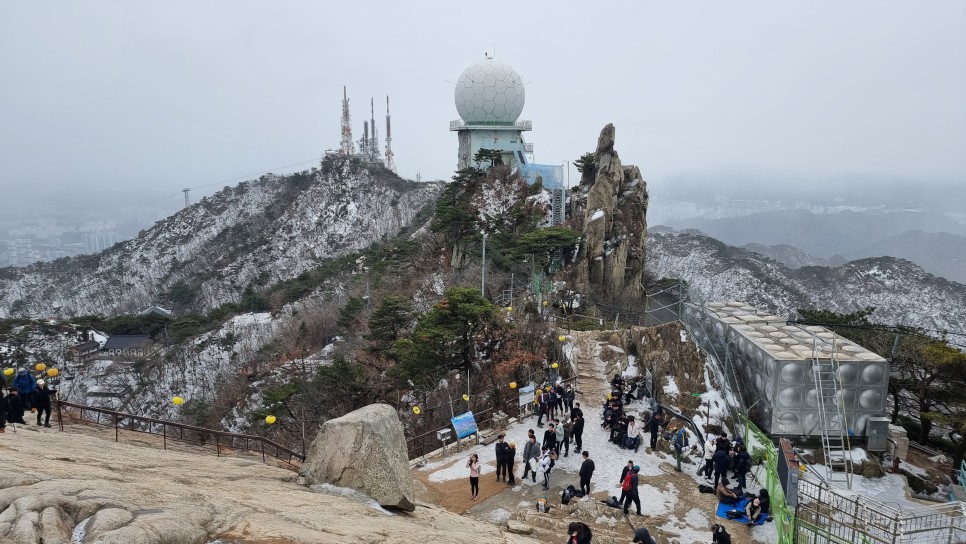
[{"xmin": 1, "ymin": 1, "xmax": 964, "ymax": 209}]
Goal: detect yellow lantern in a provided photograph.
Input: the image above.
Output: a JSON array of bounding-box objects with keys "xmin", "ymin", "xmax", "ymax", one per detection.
[
  {"xmin": 172, "ymin": 396, "xmax": 184, "ymax": 406},
  {"xmin": 462, "ymin": 394, "xmax": 470, "ymax": 401},
  {"xmin": 606, "ymin": 393, "xmax": 613, "ymax": 400},
  {"xmin": 558, "ymin": 335, "xmax": 566, "ymax": 342},
  {"xmin": 551, "ymin": 362, "xmax": 559, "ymax": 369},
  {"xmin": 46, "ymin": 368, "xmax": 59, "ymax": 377},
  {"xmin": 412, "ymin": 406, "xmax": 421, "ymax": 415},
  {"xmin": 543, "ymin": 300, "xmax": 549, "ymax": 306},
  {"xmin": 265, "ymin": 415, "xmax": 277, "ymax": 425},
  {"xmin": 509, "ymin": 381, "xmax": 518, "ymax": 389},
  {"xmin": 35, "ymin": 363, "xmax": 47, "ymax": 372},
  {"xmin": 507, "ymin": 306, "xmax": 513, "ymax": 312},
  {"xmin": 545, "ymin": 386, "xmax": 552, "ymax": 391},
  {"xmin": 3, "ymin": 368, "xmax": 13, "ymax": 377}
]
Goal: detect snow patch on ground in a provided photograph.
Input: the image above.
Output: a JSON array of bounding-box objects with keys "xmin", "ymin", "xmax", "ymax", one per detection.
[
  {"xmin": 658, "ymin": 507, "xmax": 711, "ymax": 543},
  {"xmin": 663, "ymin": 376, "xmax": 680, "ymax": 398}
]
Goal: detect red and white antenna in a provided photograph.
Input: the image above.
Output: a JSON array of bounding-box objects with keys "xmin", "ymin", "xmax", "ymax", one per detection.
[{"xmin": 339, "ymin": 86, "xmax": 355, "ymax": 155}]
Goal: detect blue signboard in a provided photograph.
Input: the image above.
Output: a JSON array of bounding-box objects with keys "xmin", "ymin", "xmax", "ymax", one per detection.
[
  {"xmin": 451, "ymin": 411, "xmax": 478, "ymax": 439},
  {"xmin": 518, "ymin": 383, "xmax": 536, "ymax": 406}
]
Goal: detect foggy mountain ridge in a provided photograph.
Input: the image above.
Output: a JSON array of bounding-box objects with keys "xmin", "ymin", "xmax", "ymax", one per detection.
[
  {"xmin": 647, "ymin": 230, "xmax": 966, "ymax": 346},
  {"xmin": 0, "ymin": 157, "xmax": 443, "ymax": 318},
  {"xmin": 662, "ymin": 208, "xmax": 966, "ymax": 257}
]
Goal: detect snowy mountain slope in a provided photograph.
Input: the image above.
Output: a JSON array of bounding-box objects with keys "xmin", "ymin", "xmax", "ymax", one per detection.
[
  {"xmin": 647, "ymin": 231, "xmax": 966, "ymax": 344},
  {"xmin": 0, "ymin": 157, "xmax": 443, "ymax": 318}
]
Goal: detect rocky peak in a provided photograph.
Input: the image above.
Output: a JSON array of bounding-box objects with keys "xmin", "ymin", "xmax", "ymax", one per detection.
[{"xmin": 573, "ymin": 124, "xmax": 649, "ymax": 298}]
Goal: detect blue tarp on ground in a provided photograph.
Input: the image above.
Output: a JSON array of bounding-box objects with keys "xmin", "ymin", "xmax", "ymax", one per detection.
[{"xmin": 715, "ymin": 497, "xmax": 767, "ymax": 525}]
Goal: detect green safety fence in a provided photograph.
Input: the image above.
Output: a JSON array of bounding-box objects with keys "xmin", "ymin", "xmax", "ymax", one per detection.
[{"xmin": 744, "ymin": 415, "xmax": 795, "ymax": 544}]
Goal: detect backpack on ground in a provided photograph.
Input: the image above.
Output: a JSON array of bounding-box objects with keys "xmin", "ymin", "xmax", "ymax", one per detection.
[
  {"xmin": 561, "ymin": 488, "xmax": 573, "ymax": 505},
  {"xmin": 536, "ymin": 496, "xmax": 550, "ymax": 513},
  {"xmin": 606, "ymin": 496, "xmax": 621, "ymax": 508},
  {"xmin": 698, "ymin": 483, "xmax": 715, "ymax": 494},
  {"xmin": 726, "ymin": 509, "xmax": 744, "ymax": 520}
]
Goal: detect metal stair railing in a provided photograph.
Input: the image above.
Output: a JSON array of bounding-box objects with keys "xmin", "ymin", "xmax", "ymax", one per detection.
[{"xmin": 56, "ymin": 400, "xmax": 304, "ymax": 470}]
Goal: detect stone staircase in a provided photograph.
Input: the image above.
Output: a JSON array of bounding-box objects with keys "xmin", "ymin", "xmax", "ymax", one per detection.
[
  {"xmin": 512, "ymin": 498, "xmax": 639, "ymax": 544},
  {"xmin": 570, "ymin": 331, "xmax": 613, "ymax": 409}
]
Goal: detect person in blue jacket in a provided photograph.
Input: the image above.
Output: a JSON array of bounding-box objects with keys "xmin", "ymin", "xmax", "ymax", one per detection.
[{"xmin": 13, "ymin": 368, "xmax": 36, "ymax": 410}]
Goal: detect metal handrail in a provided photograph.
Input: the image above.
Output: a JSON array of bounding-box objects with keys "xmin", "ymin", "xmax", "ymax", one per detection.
[{"xmin": 56, "ymin": 400, "xmax": 304, "ymax": 470}]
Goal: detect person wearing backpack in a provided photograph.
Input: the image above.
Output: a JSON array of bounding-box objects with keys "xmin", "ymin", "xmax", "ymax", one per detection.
[
  {"xmin": 622, "ymin": 465, "xmax": 642, "ymax": 516},
  {"xmin": 673, "ymin": 426, "xmax": 690, "ymax": 472},
  {"xmin": 617, "ymin": 460, "xmax": 634, "ymax": 503}
]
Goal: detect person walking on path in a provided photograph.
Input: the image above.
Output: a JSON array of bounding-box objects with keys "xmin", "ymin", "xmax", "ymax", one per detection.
[
  {"xmin": 712, "ymin": 447, "xmax": 730, "ymax": 489},
  {"xmin": 33, "ymin": 379, "xmax": 56, "ymax": 428},
  {"xmin": 522, "ymin": 436, "xmax": 540, "ymax": 483},
  {"xmin": 13, "ymin": 369, "xmax": 36, "ymax": 411},
  {"xmin": 617, "ymin": 460, "xmax": 634, "ymax": 504},
  {"xmin": 543, "ymin": 423, "xmax": 557, "ymax": 452},
  {"xmin": 506, "ymin": 441, "xmax": 517, "ymax": 485},
  {"xmin": 622, "ymin": 465, "xmax": 642, "ymax": 516},
  {"xmin": 672, "ymin": 426, "xmax": 690, "ymax": 472},
  {"xmin": 578, "ymin": 450, "xmax": 595, "ymax": 498},
  {"xmin": 466, "ymin": 454, "xmax": 481, "ymax": 500},
  {"xmin": 495, "ymin": 434, "xmax": 509, "ymax": 482},
  {"xmin": 572, "ymin": 414, "xmax": 584, "ymax": 452},
  {"xmin": 632, "ymin": 527, "xmax": 657, "ymax": 544}
]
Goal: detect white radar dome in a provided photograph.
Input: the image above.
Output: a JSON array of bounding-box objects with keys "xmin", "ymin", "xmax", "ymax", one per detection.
[{"xmin": 454, "ymin": 58, "xmax": 525, "ymax": 124}]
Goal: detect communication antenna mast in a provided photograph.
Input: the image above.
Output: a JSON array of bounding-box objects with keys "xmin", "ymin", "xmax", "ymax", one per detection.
[
  {"xmin": 369, "ymin": 97, "xmax": 379, "ymax": 162},
  {"xmin": 182, "ymin": 188, "xmax": 190, "ymax": 208},
  {"xmin": 384, "ymin": 96, "xmax": 396, "ymax": 173},
  {"xmin": 339, "ymin": 86, "xmax": 355, "ymax": 155}
]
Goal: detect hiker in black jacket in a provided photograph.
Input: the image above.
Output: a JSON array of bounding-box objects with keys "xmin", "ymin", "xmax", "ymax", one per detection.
[
  {"xmin": 571, "ymin": 414, "xmax": 584, "ymax": 452},
  {"xmin": 622, "ymin": 465, "xmax": 642, "ymax": 516},
  {"xmin": 578, "ymin": 451, "xmax": 594, "ymax": 497},
  {"xmin": 495, "ymin": 434, "xmax": 510, "ymax": 482},
  {"xmin": 3, "ymin": 389, "xmax": 27, "ymax": 425},
  {"xmin": 617, "ymin": 460, "xmax": 634, "ymax": 503},
  {"xmin": 733, "ymin": 444, "xmax": 751, "ymax": 492},
  {"xmin": 712, "ymin": 448, "xmax": 730, "ymax": 489},
  {"xmin": 712, "ymin": 523, "xmax": 732, "ymax": 544},
  {"xmin": 34, "ymin": 379, "xmax": 56, "ymax": 428}
]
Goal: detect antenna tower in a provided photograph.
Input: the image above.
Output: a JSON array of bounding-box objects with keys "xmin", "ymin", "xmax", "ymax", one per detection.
[
  {"xmin": 339, "ymin": 86, "xmax": 355, "ymax": 155},
  {"xmin": 369, "ymin": 97, "xmax": 379, "ymax": 162},
  {"xmin": 384, "ymin": 96, "xmax": 396, "ymax": 173},
  {"xmin": 182, "ymin": 188, "xmax": 190, "ymax": 208}
]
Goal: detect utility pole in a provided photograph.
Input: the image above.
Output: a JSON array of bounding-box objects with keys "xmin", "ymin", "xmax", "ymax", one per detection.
[{"xmin": 480, "ymin": 231, "xmax": 488, "ymax": 296}]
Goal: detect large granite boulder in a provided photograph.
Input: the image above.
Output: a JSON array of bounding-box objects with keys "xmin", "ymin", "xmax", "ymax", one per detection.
[{"xmin": 303, "ymin": 403, "xmax": 416, "ymax": 511}]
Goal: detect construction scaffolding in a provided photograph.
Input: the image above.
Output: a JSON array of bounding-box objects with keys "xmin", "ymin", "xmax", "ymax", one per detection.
[{"xmin": 796, "ymin": 475, "xmax": 966, "ymax": 544}]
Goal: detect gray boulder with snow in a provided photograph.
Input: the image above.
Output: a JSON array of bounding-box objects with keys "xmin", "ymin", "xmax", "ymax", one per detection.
[{"xmin": 304, "ymin": 403, "xmax": 416, "ymax": 511}]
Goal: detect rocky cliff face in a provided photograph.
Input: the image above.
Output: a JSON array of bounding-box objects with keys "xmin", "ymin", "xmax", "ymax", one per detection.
[
  {"xmin": 0, "ymin": 157, "xmax": 443, "ymax": 318},
  {"xmin": 573, "ymin": 124, "xmax": 649, "ymax": 298}
]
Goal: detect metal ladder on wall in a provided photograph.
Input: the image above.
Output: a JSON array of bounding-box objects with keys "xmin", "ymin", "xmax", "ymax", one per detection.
[
  {"xmin": 551, "ymin": 188, "xmax": 565, "ymax": 226},
  {"xmin": 811, "ymin": 338, "xmax": 853, "ymax": 489}
]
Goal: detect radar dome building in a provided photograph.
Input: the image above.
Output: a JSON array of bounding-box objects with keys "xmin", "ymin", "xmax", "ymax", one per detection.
[{"xmin": 450, "ymin": 56, "xmax": 566, "ymax": 224}]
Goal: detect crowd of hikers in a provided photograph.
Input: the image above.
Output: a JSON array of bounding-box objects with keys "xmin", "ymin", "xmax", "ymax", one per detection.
[
  {"xmin": 0, "ymin": 367, "xmax": 57, "ymax": 432},
  {"xmin": 460, "ymin": 371, "xmax": 769, "ymax": 543}
]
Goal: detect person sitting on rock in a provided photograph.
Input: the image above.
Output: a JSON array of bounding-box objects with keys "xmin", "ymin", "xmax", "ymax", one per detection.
[
  {"xmin": 3, "ymin": 389, "xmax": 27, "ymax": 425},
  {"xmin": 34, "ymin": 379, "xmax": 56, "ymax": 428},
  {"xmin": 716, "ymin": 477, "xmax": 740, "ymax": 506},
  {"xmin": 625, "ymin": 416, "xmax": 641, "ymax": 452},
  {"xmin": 744, "ymin": 496, "xmax": 763, "ymax": 525}
]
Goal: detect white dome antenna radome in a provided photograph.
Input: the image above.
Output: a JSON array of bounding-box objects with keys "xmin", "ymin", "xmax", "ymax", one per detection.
[{"xmin": 454, "ymin": 58, "xmax": 526, "ymax": 124}]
